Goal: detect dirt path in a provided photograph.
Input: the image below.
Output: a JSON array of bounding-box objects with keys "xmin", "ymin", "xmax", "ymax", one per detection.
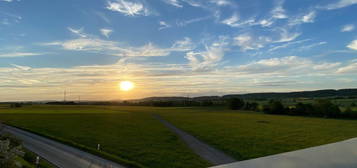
[{"xmin": 153, "ymin": 114, "xmax": 236, "ymax": 166}]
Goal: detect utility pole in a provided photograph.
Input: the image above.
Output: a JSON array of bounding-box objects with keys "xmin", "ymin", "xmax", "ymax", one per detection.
[{"xmin": 64, "ymin": 89, "xmax": 67, "ymax": 102}]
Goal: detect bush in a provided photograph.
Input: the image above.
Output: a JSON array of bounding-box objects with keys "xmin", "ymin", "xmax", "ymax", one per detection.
[
  {"xmin": 342, "ymin": 107, "xmax": 357, "ymax": 119},
  {"xmin": 313, "ymin": 99, "xmax": 341, "ymax": 118},
  {"xmin": 10, "ymin": 103, "xmax": 22, "ymax": 108},
  {"xmin": 264, "ymin": 100, "xmax": 285, "ymax": 114},
  {"xmin": 244, "ymin": 102, "xmax": 259, "ymax": 111},
  {"xmin": 290, "ymin": 103, "xmax": 314, "ymax": 116},
  {"xmin": 229, "ymin": 98, "xmax": 245, "ymax": 110}
]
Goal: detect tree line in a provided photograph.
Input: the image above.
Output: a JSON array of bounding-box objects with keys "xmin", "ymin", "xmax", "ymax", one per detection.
[{"xmin": 228, "ymin": 98, "xmax": 357, "ymax": 119}]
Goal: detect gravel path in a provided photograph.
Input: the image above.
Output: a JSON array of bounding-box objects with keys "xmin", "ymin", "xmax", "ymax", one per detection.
[
  {"xmin": 153, "ymin": 114, "xmax": 236, "ymax": 166},
  {"xmin": 2, "ymin": 125, "xmax": 125, "ymax": 168}
]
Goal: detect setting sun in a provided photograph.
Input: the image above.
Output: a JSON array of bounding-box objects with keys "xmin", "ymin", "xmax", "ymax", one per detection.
[{"xmin": 119, "ymin": 81, "xmax": 135, "ymax": 91}]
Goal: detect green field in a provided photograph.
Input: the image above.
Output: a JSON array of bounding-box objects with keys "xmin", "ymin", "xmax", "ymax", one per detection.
[
  {"xmin": 0, "ymin": 105, "xmax": 209, "ymax": 168},
  {"xmin": 1, "ymin": 105, "xmax": 357, "ymax": 167}
]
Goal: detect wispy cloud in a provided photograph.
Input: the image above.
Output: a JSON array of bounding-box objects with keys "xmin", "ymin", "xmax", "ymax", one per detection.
[
  {"xmin": 274, "ymin": 28, "xmax": 301, "ymax": 43},
  {"xmin": 100, "ymin": 28, "xmax": 113, "ymax": 38},
  {"xmin": 158, "ymin": 21, "xmax": 171, "ymax": 30},
  {"xmin": 10, "ymin": 64, "xmax": 31, "ymax": 71},
  {"xmin": 185, "ymin": 38, "xmax": 228, "ymax": 71},
  {"xmin": 271, "ymin": 0, "xmax": 288, "ymax": 19},
  {"xmin": 289, "ymin": 11, "xmax": 316, "ymax": 26},
  {"xmin": 0, "ymin": 52, "xmax": 43, "ymax": 58},
  {"xmin": 341, "ymin": 24, "xmax": 355, "ymax": 32},
  {"xmin": 106, "ymin": 0, "xmax": 151, "ymax": 16},
  {"xmin": 176, "ymin": 16, "xmax": 212, "ymax": 27},
  {"xmin": 234, "ymin": 34, "xmax": 267, "ymax": 51},
  {"xmin": 95, "ymin": 12, "xmax": 111, "ymax": 24},
  {"xmin": 163, "ymin": 0, "xmax": 182, "ymax": 8},
  {"xmin": 221, "ymin": 13, "xmax": 240, "ymax": 27},
  {"xmin": 268, "ymin": 39, "xmax": 311, "ymax": 52},
  {"xmin": 347, "ymin": 40, "xmax": 357, "ymax": 50},
  {"xmin": 67, "ymin": 27, "xmax": 87, "ymax": 38},
  {"xmin": 42, "ymin": 28, "xmax": 195, "ymax": 57},
  {"xmin": 299, "ymin": 41, "xmax": 327, "ymax": 51},
  {"xmin": 337, "ymin": 59, "xmax": 357, "ymax": 73},
  {"xmin": 209, "ymin": 0, "xmax": 232, "ymax": 6},
  {"xmin": 322, "ymin": 0, "xmax": 357, "ymax": 10}
]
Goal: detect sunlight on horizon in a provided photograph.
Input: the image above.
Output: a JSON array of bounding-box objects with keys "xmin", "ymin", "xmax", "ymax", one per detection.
[{"xmin": 119, "ymin": 81, "xmax": 135, "ymax": 92}]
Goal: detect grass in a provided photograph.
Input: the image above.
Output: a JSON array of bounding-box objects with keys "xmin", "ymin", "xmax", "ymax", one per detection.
[
  {"xmin": 0, "ymin": 105, "xmax": 209, "ymax": 168},
  {"xmin": 157, "ymin": 108, "xmax": 357, "ymax": 160},
  {"xmin": 1, "ymin": 105, "xmax": 357, "ymax": 167}
]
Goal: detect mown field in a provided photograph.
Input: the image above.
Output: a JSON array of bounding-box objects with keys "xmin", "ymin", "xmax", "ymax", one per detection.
[
  {"xmin": 1, "ymin": 105, "xmax": 357, "ymax": 167},
  {"xmin": 0, "ymin": 105, "xmax": 209, "ymax": 168}
]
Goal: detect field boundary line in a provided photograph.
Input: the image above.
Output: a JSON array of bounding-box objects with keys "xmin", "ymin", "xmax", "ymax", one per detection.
[{"xmin": 153, "ymin": 114, "xmax": 236, "ymax": 166}]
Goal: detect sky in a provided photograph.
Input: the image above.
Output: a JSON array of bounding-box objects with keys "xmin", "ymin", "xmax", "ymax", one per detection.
[{"xmin": 0, "ymin": 0, "xmax": 357, "ymax": 101}]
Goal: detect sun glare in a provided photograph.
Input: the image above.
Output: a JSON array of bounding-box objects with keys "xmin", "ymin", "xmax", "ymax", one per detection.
[{"xmin": 119, "ymin": 81, "xmax": 135, "ymax": 91}]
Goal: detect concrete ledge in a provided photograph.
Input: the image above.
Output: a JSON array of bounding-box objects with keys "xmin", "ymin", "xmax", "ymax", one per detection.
[{"xmin": 211, "ymin": 138, "xmax": 357, "ymax": 168}]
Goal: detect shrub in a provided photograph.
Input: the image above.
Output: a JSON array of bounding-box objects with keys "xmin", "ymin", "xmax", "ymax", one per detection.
[
  {"xmin": 342, "ymin": 107, "xmax": 357, "ymax": 119},
  {"xmin": 229, "ymin": 98, "xmax": 245, "ymax": 110},
  {"xmin": 290, "ymin": 103, "xmax": 314, "ymax": 116},
  {"xmin": 313, "ymin": 99, "xmax": 341, "ymax": 118},
  {"xmin": 264, "ymin": 100, "xmax": 285, "ymax": 114},
  {"xmin": 244, "ymin": 102, "xmax": 259, "ymax": 111}
]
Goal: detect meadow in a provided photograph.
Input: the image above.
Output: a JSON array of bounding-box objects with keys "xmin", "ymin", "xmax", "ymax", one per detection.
[
  {"xmin": 1, "ymin": 105, "xmax": 357, "ymax": 167},
  {"xmin": 0, "ymin": 105, "xmax": 209, "ymax": 168}
]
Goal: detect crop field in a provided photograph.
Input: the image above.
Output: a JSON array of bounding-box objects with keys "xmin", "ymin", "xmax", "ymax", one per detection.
[
  {"xmin": 0, "ymin": 105, "xmax": 209, "ymax": 168},
  {"xmin": 1, "ymin": 105, "xmax": 357, "ymax": 167}
]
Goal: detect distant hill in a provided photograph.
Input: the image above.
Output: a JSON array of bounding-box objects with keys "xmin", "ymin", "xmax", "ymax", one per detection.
[
  {"xmin": 223, "ymin": 89, "xmax": 357, "ymax": 99},
  {"xmin": 135, "ymin": 89, "xmax": 357, "ymax": 102}
]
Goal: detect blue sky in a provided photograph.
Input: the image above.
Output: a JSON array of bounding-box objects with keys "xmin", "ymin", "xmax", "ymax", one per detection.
[{"xmin": 0, "ymin": 0, "xmax": 357, "ymax": 101}]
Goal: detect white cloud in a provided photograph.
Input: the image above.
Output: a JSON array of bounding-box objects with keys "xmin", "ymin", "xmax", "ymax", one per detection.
[
  {"xmin": 221, "ymin": 13, "xmax": 240, "ymax": 27},
  {"xmin": 337, "ymin": 62, "xmax": 357, "ymax": 73},
  {"xmin": 159, "ymin": 21, "xmax": 171, "ymax": 30},
  {"xmin": 289, "ymin": 11, "xmax": 316, "ymax": 26},
  {"xmin": 0, "ymin": 52, "xmax": 42, "ymax": 58},
  {"xmin": 234, "ymin": 56, "xmax": 340, "ymax": 75},
  {"xmin": 299, "ymin": 41, "xmax": 327, "ymax": 50},
  {"xmin": 116, "ymin": 43, "xmax": 170, "ymax": 57},
  {"xmin": 42, "ymin": 29, "xmax": 195, "ymax": 57},
  {"xmin": 95, "ymin": 12, "xmax": 111, "ymax": 24},
  {"xmin": 10, "ymin": 64, "xmax": 31, "ymax": 71},
  {"xmin": 268, "ymin": 39, "xmax": 311, "ymax": 52},
  {"xmin": 271, "ymin": 0, "xmax": 288, "ymax": 19},
  {"xmin": 100, "ymin": 28, "xmax": 113, "ymax": 38},
  {"xmin": 347, "ymin": 40, "xmax": 357, "ymax": 50},
  {"xmin": 274, "ymin": 28, "xmax": 301, "ymax": 43},
  {"xmin": 185, "ymin": 39, "xmax": 227, "ymax": 71},
  {"xmin": 1, "ymin": 0, "xmax": 14, "ymax": 2},
  {"xmin": 106, "ymin": 0, "xmax": 151, "ymax": 16},
  {"xmin": 210, "ymin": 0, "xmax": 231, "ymax": 6},
  {"xmin": 323, "ymin": 0, "xmax": 357, "ymax": 10},
  {"xmin": 171, "ymin": 37, "xmax": 195, "ymax": 51},
  {"xmin": 341, "ymin": 24, "xmax": 355, "ymax": 32},
  {"xmin": 234, "ymin": 34, "xmax": 267, "ymax": 51},
  {"xmin": 177, "ymin": 16, "xmax": 211, "ymax": 27},
  {"xmin": 301, "ymin": 11, "xmax": 316, "ymax": 23},
  {"xmin": 44, "ymin": 38, "xmax": 118, "ymax": 51},
  {"xmin": 67, "ymin": 27, "xmax": 87, "ymax": 38},
  {"xmin": 163, "ymin": 0, "xmax": 182, "ymax": 7}
]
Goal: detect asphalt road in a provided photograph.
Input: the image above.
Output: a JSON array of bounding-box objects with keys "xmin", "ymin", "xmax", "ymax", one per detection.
[
  {"xmin": 153, "ymin": 114, "xmax": 236, "ymax": 166},
  {"xmin": 211, "ymin": 137, "xmax": 357, "ymax": 168},
  {"xmin": 2, "ymin": 125, "xmax": 125, "ymax": 168}
]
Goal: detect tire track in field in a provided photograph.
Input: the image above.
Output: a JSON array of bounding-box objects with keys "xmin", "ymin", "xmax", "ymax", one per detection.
[{"xmin": 153, "ymin": 114, "xmax": 236, "ymax": 166}]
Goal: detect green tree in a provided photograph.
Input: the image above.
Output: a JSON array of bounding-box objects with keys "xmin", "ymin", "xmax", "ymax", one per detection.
[
  {"xmin": 313, "ymin": 99, "xmax": 341, "ymax": 118},
  {"xmin": 229, "ymin": 98, "xmax": 245, "ymax": 110}
]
